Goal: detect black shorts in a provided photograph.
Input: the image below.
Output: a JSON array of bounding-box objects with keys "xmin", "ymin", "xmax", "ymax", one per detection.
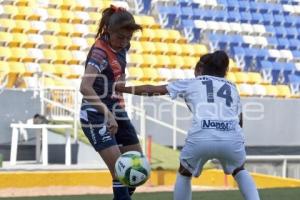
[{"xmin": 80, "ymin": 109, "xmax": 139, "ymax": 151}]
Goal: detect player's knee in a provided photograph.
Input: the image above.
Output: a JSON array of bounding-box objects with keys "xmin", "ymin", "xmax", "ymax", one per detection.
[
  {"xmin": 178, "ymin": 164, "xmax": 192, "ymax": 177},
  {"xmin": 232, "ymin": 165, "xmax": 245, "ymax": 177}
]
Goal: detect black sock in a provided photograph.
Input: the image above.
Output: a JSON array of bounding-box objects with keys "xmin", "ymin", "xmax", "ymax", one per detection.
[{"xmin": 112, "ymin": 180, "xmax": 131, "ymax": 200}]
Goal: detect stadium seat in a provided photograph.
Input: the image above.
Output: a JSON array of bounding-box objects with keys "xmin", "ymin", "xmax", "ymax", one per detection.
[
  {"xmin": 181, "ymin": 44, "xmax": 195, "ymax": 56},
  {"xmin": 141, "ymin": 67, "xmax": 160, "ymax": 81},
  {"xmin": 154, "ymin": 42, "xmax": 168, "ymax": 54},
  {"xmin": 237, "ymin": 83, "xmax": 254, "ymax": 97},
  {"xmin": 169, "ymin": 55, "xmax": 185, "ymax": 68},
  {"xmin": 226, "ymin": 72, "xmax": 236, "ymax": 83},
  {"xmin": 127, "ymin": 67, "xmax": 144, "ymax": 80},
  {"xmin": 128, "ymin": 54, "xmax": 144, "ymax": 67},
  {"xmin": 69, "ymin": 64, "xmax": 84, "ymax": 78},
  {"xmin": 134, "ymin": 15, "xmax": 160, "ymax": 28},
  {"xmin": 43, "ymin": 35, "xmax": 59, "ymax": 49},
  {"xmin": 7, "ymin": 61, "xmax": 26, "ymax": 88},
  {"xmin": 2, "ymin": 5, "xmax": 18, "ymax": 19},
  {"xmin": 157, "ymin": 68, "xmax": 172, "ymax": 81},
  {"xmin": 7, "ymin": 47, "xmax": 27, "ymax": 62},
  {"xmin": 167, "ymin": 43, "xmax": 182, "ymax": 55},
  {"xmin": 276, "ymin": 85, "xmax": 291, "ymax": 98},
  {"xmin": 54, "ymin": 64, "xmax": 72, "ymax": 77},
  {"xmin": 167, "ymin": 29, "xmax": 187, "ymax": 43},
  {"xmin": 42, "ymin": 49, "xmax": 57, "ymax": 63},
  {"xmin": 141, "ymin": 54, "xmax": 157, "ymax": 68},
  {"xmin": 156, "ymin": 55, "xmax": 172, "ymax": 68},
  {"xmin": 234, "ymin": 72, "xmax": 249, "ymax": 84},
  {"xmin": 264, "ymin": 85, "xmax": 278, "ymax": 97},
  {"xmin": 248, "ymin": 72, "xmax": 264, "ymax": 84},
  {"xmin": 152, "ymin": 29, "xmax": 170, "ymax": 42},
  {"xmin": 0, "ymin": 61, "xmax": 9, "ymax": 85},
  {"xmin": 193, "ymin": 44, "xmax": 208, "ymax": 57},
  {"xmin": 0, "ymin": 32, "xmax": 13, "ymax": 47},
  {"xmin": 130, "ymin": 41, "xmax": 143, "ymax": 53},
  {"xmin": 252, "ymin": 84, "xmax": 266, "ymax": 96}
]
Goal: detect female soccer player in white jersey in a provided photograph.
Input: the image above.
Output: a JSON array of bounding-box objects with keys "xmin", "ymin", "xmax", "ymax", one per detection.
[{"xmin": 115, "ymin": 50, "xmax": 260, "ymax": 200}]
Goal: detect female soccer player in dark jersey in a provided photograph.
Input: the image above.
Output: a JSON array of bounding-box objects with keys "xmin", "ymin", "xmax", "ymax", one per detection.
[{"xmin": 79, "ymin": 5, "xmax": 142, "ymax": 200}]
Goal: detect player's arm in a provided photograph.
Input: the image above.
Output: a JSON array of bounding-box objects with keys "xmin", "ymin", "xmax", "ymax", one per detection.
[
  {"xmin": 80, "ymin": 65, "xmax": 117, "ymax": 133},
  {"xmin": 115, "ymin": 83, "xmax": 169, "ymax": 96}
]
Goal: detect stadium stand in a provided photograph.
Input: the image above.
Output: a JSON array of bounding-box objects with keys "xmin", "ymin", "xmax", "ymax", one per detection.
[{"xmin": 0, "ymin": 0, "xmax": 299, "ymax": 98}]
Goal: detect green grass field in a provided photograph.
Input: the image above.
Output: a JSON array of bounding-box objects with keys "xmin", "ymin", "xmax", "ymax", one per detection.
[{"xmin": 1, "ymin": 188, "xmax": 299, "ymax": 200}]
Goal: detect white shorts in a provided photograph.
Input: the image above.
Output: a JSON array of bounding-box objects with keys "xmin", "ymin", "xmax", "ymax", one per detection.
[{"xmin": 180, "ymin": 140, "xmax": 246, "ymax": 177}]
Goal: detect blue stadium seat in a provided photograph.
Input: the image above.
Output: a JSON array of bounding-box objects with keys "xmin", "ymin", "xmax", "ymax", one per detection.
[
  {"xmin": 286, "ymin": 27, "xmax": 298, "ymax": 39},
  {"xmin": 240, "ymin": 12, "xmax": 252, "ymax": 23},
  {"xmin": 263, "ymin": 13, "xmax": 274, "ymax": 26},
  {"xmin": 277, "ymin": 38, "xmax": 290, "ymax": 49},
  {"xmin": 238, "ymin": 1, "xmax": 250, "ymax": 12},
  {"xmin": 181, "ymin": 6, "xmax": 194, "ymax": 19},
  {"xmin": 267, "ymin": 37, "xmax": 278, "ymax": 48},
  {"xmin": 157, "ymin": 6, "xmax": 181, "ymax": 28},
  {"xmin": 251, "ymin": 13, "xmax": 263, "ymax": 24},
  {"xmin": 292, "ymin": 50, "xmax": 300, "ymax": 58},
  {"xmin": 275, "ymin": 26, "xmax": 287, "ymax": 38},
  {"xmin": 289, "ymin": 74, "xmax": 300, "ymax": 83},
  {"xmin": 289, "ymin": 39, "xmax": 300, "ymax": 51},
  {"xmin": 227, "ymin": 0, "xmax": 238, "ymax": 11},
  {"xmin": 215, "ymin": 10, "xmax": 228, "ymax": 21},
  {"xmin": 273, "ymin": 14, "xmax": 285, "ymax": 26},
  {"xmin": 272, "ymin": 4, "xmax": 283, "ymax": 15},
  {"xmin": 228, "ymin": 11, "xmax": 241, "ymax": 22},
  {"xmin": 256, "ymin": 3, "xmax": 270, "ymax": 14}
]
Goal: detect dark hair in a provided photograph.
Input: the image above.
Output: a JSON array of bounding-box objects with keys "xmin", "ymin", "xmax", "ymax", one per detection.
[
  {"xmin": 196, "ymin": 50, "xmax": 229, "ymax": 77},
  {"xmin": 95, "ymin": 5, "xmax": 142, "ymax": 39}
]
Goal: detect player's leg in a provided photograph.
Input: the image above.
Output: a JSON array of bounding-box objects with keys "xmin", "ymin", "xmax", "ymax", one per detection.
[
  {"xmin": 232, "ymin": 164, "xmax": 260, "ymax": 200},
  {"xmin": 115, "ymin": 111, "xmax": 142, "ymax": 196},
  {"xmin": 173, "ymin": 163, "xmax": 192, "ymax": 200},
  {"xmin": 80, "ymin": 111, "xmax": 131, "ymax": 200},
  {"xmin": 217, "ymin": 141, "xmax": 260, "ymax": 200},
  {"xmin": 98, "ymin": 146, "xmax": 131, "ymax": 200},
  {"xmin": 173, "ymin": 141, "xmax": 210, "ymax": 200}
]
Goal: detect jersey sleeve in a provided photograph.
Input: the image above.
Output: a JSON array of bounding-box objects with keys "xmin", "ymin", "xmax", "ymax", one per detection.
[
  {"xmin": 166, "ymin": 79, "xmax": 190, "ymax": 100},
  {"xmin": 87, "ymin": 47, "xmax": 108, "ymax": 73}
]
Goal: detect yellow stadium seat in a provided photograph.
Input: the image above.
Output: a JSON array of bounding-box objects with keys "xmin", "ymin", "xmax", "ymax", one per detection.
[
  {"xmin": 182, "ymin": 56, "xmax": 198, "ymax": 69},
  {"xmin": 40, "ymin": 63, "xmax": 56, "ymax": 74},
  {"xmin": 60, "ymin": 0, "xmax": 73, "ymax": 10},
  {"xmin": 59, "ymin": 23, "xmax": 74, "ymax": 36},
  {"xmin": 169, "ymin": 55, "xmax": 184, "ymax": 68},
  {"xmin": 41, "ymin": 77, "xmax": 55, "ymax": 88},
  {"xmin": 7, "ymin": 47, "xmax": 27, "ymax": 62},
  {"xmin": 15, "ymin": 6, "xmax": 33, "ymax": 20},
  {"xmin": 167, "ymin": 43, "xmax": 182, "ymax": 55},
  {"xmin": 264, "ymin": 85, "xmax": 278, "ymax": 97},
  {"xmin": 226, "ymin": 72, "xmax": 236, "ymax": 83},
  {"xmin": 140, "ymin": 41, "xmax": 156, "ymax": 54},
  {"xmin": 141, "ymin": 68, "xmax": 159, "ymax": 81},
  {"xmin": 181, "ymin": 44, "xmax": 195, "ymax": 56},
  {"xmin": 48, "ymin": 0, "xmax": 63, "ymax": 7},
  {"xmin": 0, "ymin": 19, "xmax": 15, "ymax": 32},
  {"xmin": 234, "ymin": 72, "xmax": 250, "ymax": 84},
  {"xmin": 154, "ymin": 42, "xmax": 169, "ymax": 55},
  {"xmin": 141, "ymin": 15, "xmax": 160, "ymax": 28},
  {"xmin": 46, "ymin": 8, "xmax": 61, "ymax": 21},
  {"xmin": 129, "ymin": 41, "xmax": 143, "ymax": 53},
  {"xmin": 139, "ymin": 28, "xmax": 155, "ymax": 41},
  {"xmin": 7, "ymin": 62, "xmax": 26, "ymax": 88},
  {"xmin": 127, "ymin": 80, "xmax": 144, "ymax": 86},
  {"xmin": 13, "ymin": 20, "xmax": 31, "ymax": 33},
  {"xmin": 26, "ymin": 48, "xmax": 44, "ymax": 63},
  {"xmin": 276, "ymin": 85, "xmax": 291, "ymax": 98},
  {"xmin": 3, "ymin": 5, "xmax": 18, "ymax": 19},
  {"xmin": 167, "ymin": 30, "xmax": 186, "ymax": 43},
  {"xmin": 229, "ymin": 58, "xmax": 240, "ymax": 71},
  {"xmin": 54, "ymin": 64, "xmax": 72, "ymax": 77},
  {"xmin": 248, "ymin": 72, "xmax": 263, "ymax": 84},
  {"xmin": 43, "ymin": 35, "xmax": 59, "ymax": 49},
  {"xmin": 142, "ymin": 54, "xmax": 157, "ymax": 68},
  {"xmin": 55, "ymin": 50, "xmax": 73, "ymax": 64},
  {"xmin": 60, "ymin": 10, "xmax": 74, "ymax": 23},
  {"xmin": 88, "ymin": 12, "xmax": 101, "ymax": 22},
  {"xmin": 0, "ymin": 47, "xmax": 11, "ymax": 61},
  {"xmin": 56, "ymin": 36, "xmax": 73, "ymax": 49},
  {"xmin": 156, "ymin": 55, "xmax": 172, "ymax": 68},
  {"xmin": 25, "ymin": 34, "xmax": 44, "ymax": 48},
  {"xmin": 8, "ymin": 33, "xmax": 28, "ymax": 47},
  {"xmin": 46, "ymin": 22, "xmax": 61, "ymax": 35},
  {"xmin": 88, "ymin": 24, "xmax": 98, "ymax": 35},
  {"xmin": 152, "ymin": 29, "xmax": 169, "ymax": 42},
  {"xmin": 42, "ymin": 49, "xmax": 57, "ymax": 63},
  {"xmin": 127, "ymin": 67, "xmax": 144, "ymax": 80},
  {"xmin": 0, "ymin": 32, "xmax": 13, "ymax": 46},
  {"xmin": 128, "ymin": 54, "xmax": 144, "ymax": 67},
  {"xmin": 15, "ymin": 0, "xmax": 31, "ymax": 6},
  {"xmin": 193, "ymin": 44, "xmax": 208, "ymax": 57}
]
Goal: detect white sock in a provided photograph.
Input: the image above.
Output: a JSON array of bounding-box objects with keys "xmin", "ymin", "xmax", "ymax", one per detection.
[
  {"xmin": 173, "ymin": 173, "xmax": 192, "ymax": 200},
  {"xmin": 234, "ymin": 170, "xmax": 260, "ymax": 200}
]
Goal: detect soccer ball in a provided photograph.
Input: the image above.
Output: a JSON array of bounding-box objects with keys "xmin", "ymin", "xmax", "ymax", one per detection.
[{"xmin": 115, "ymin": 151, "xmax": 151, "ymax": 187}]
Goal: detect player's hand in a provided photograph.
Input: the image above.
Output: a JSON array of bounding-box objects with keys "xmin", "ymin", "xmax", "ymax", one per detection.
[
  {"xmin": 114, "ymin": 75, "xmax": 126, "ymax": 92},
  {"xmin": 107, "ymin": 115, "xmax": 118, "ymax": 135}
]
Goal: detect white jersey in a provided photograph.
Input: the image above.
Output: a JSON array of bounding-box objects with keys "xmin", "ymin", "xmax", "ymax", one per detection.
[{"xmin": 166, "ymin": 75, "xmax": 244, "ymax": 142}]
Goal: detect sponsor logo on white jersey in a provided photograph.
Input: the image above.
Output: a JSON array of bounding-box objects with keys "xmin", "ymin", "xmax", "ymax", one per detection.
[{"xmin": 201, "ymin": 120, "xmax": 235, "ymax": 131}]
